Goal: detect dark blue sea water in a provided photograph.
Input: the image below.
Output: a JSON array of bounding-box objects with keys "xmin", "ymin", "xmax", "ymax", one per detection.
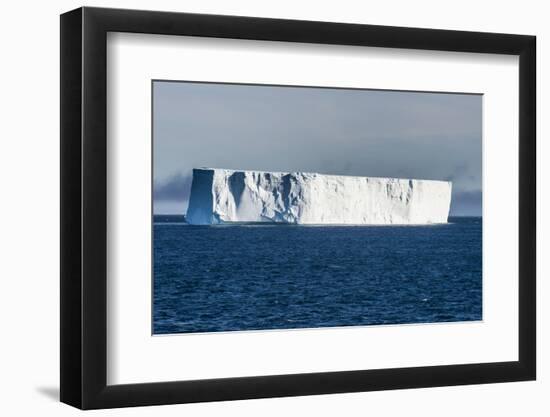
[{"xmin": 153, "ymin": 216, "xmax": 482, "ymax": 334}]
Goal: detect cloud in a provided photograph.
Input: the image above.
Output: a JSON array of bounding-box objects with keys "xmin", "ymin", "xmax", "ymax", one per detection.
[
  {"xmin": 444, "ymin": 164, "xmax": 469, "ymax": 182},
  {"xmin": 450, "ymin": 190, "xmax": 482, "ymax": 216},
  {"xmin": 154, "ymin": 173, "xmax": 192, "ymax": 201}
]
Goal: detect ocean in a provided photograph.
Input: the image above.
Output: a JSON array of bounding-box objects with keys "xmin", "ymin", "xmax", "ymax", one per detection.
[{"xmin": 153, "ymin": 216, "xmax": 482, "ymax": 334}]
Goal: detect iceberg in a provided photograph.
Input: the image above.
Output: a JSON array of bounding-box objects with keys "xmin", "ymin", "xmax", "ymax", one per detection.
[{"xmin": 185, "ymin": 168, "xmax": 452, "ymax": 225}]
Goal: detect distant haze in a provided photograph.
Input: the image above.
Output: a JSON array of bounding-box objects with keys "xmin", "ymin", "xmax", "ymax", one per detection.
[{"xmin": 153, "ymin": 81, "xmax": 482, "ymax": 216}]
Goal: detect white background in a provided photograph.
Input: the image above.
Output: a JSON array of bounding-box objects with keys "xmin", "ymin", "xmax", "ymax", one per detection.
[
  {"xmin": 108, "ymin": 33, "xmax": 518, "ymax": 384},
  {"xmin": 0, "ymin": 0, "xmax": 546, "ymax": 416}
]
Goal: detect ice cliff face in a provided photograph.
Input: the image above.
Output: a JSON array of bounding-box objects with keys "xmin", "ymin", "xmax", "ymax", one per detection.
[{"xmin": 185, "ymin": 168, "xmax": 452, "ymax": 225}]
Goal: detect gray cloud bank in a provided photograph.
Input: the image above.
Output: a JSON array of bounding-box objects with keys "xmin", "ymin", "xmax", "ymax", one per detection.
[
  {"xmin": 153, "ymin": 81, "xmax": 482, "ymax": 216},
  {"xmin": 153, "ymin": 173, "xmax": 192, "ymax": 201}
]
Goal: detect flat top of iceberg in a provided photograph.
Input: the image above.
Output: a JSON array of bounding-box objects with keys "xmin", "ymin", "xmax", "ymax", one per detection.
[{"xmin": 196, "ymin": 167, "xmax": 451, "ymax": 185}]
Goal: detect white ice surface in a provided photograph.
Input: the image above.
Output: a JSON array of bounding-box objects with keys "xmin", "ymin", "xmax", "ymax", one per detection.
[{"xmin": 186, "ymin": 168, "xmax": 452, "ymax": 225}]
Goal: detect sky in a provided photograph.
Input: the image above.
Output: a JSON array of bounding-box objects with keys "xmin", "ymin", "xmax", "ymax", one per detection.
[{"xmin": 153, "ymin": 81, "xmax": 482, "ymax": 216}]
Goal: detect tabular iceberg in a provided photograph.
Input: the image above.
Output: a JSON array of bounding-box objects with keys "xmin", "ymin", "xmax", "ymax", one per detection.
[{"xmin": 185, "ymin": 168, "xmax": 452, "ymax": 225}]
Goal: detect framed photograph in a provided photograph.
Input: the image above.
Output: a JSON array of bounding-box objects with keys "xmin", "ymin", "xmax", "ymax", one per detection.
[{"xmin": 60, "ymin": 6, "xmax": 536, "ymax": 409}]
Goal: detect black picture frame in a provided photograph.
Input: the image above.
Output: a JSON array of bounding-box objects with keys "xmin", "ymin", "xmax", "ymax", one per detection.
[{"xmin": 60, "ymin": 6, "xmax": 536, "ymax": 410}]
